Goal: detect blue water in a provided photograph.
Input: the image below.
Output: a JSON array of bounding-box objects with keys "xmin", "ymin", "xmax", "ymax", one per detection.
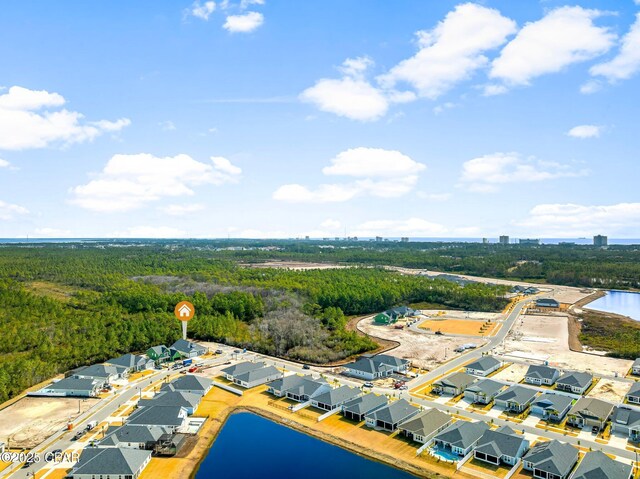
[
  {"xmin": 194, "ymin": 412, "xmax": 418, "ymax": 479},
  {"xmin": 430, "ymin": 446, "xmax": 460, "ymax": 462},
  {"xmin": 587, "ymin": 290, "xmax": 640, "ymax": 321}
]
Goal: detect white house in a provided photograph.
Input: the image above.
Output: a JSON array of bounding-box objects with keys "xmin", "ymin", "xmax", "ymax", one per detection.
[
  {"xmin": 69, "ymin": 447, "xmax": 151, "ymax": 479},
  {"xmin": 524, "ymin": 364, "xmax": 560, "ymax": 386},
  {"xmin": 465, "ymin": 356, "xmax": 501, "ymax": 377},
  {"xmin": 631, "ymin": 359, "xmax": 640, "ymax": 376},
  {"xmin": 474, "ymin": 426, "xmax": 530, "ymax": 466}
]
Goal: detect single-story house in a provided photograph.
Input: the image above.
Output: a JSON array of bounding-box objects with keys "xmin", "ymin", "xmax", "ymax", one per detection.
[
  {"xmin": 465, "ymin": 356, "xmax": 502, "ymax": 377},
  {"xmin": 342, "ymin": 393, "xmax": 388, "ymax": 422},
  {"xmin": 161, "ymin": 375, "xmax": 213, "ymax": 396},
  {"xmin": 525, "ymin": 365, "xmax": 561, "ymax": 386},
  {"xmin": 74, "ymin": 364, "xmax": 129, "ymax": 383},
  {"xmin": 398, "ymin": 408, "xmax": 452, "ymax": 444},
  {"xmin": 231, "ymin": 365, "xmax": 282, "ymax": 389},
  {"xmin": 473, "ymin": 425, "xmax": 530, "ymax": 466},
  {"xmin": 522, "ymin": 440, "xmax": 579, "ymax": 479},
  {"xmin": 433, "ymin": 421, "xmax": 490, "ymax": 457},
  {"xmin": 69, "ymin": 447, "xmax": 152, "ymax": 479},
  {"xmin": 147, "ymin": 345, "xmax": 181, "ymax": 364},
  {"xmin": 364, "ymin": 399, "xmax": 420, "ymax": 432},
  {"xmin": 170, "ymin": 339, "xmax": 207, "ymax": 358},
  {"xmin": 433, "ymin": 372, "xmax": 476, "ymax": 396},
  {"xmin": 566, "ymin": 397, "xmax": 614, "ymax": 431},
  {"xmin": 531, "ymin": 394, "xmax": 574, "ymax": 422},
  {"xmin": 625, "ymin": 381, "xmax": 640, "ymax": 405},
  {"xmin": 138, "ymin": 391, "xmax": 202, "ymax": 415},
  {"xmin": 494, "ymin": 385, "xmax": 538, "ymax": 413},
  {"xmin": 611, "ymin": 406, "xmax": 640, "ymax": 442},
  {"xmin": 524, "ymin": 287, "xmax": 540, "ymax": 295},
  {"xmin": 556, "ymin": 372, "xmax": 593, "ymax": 395},
  {"xmin": 342, "ymin": 354, "xmax": 409, "ymax": 381},
  {"xmin": 311, "ymin": 386, "xmax": 362, "ymax": 412},
  {"xmin": 464, "ymin": 379, "xmax": 504, "ymax": 405},
  {"xmin": 374, "ymin": 306, "xmax": 416, "ymax": 325},
  {"xmin": 106, "ymin": 353, "xmax": 154, "ymax": 373},
  {"xmin": 98, "ymin": 425, "xmax": 171, "ymax": 450},
  {"xmin": 632, "ymin": 359, "xmax": 640, "ymax": 376},
  {"xmin": 570, "ymin": 450, "xmax": 633, "ymax": 479},
  {"xmin": 266, "ymin": 375, "xmax": 331, "ymax": 402},
  {"xmin": 126, "ymin": 405, "xmax": 188, "ymax": 432},
  {"xmin": 39, "ymin": 377, "xmax": 101, "ymax": 397},
  {"xmin": 220, "ymin": 361, "xmax": 264, "ymax": 381},
  {"xmin": 534, "ymin": 298, "xmax": 561, "ymax": 311}
]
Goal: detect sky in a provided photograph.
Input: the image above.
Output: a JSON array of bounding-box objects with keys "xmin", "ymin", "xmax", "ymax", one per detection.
[{"xmin": 0, "ymin": 0, "xmax": 639, "ymax": 239}]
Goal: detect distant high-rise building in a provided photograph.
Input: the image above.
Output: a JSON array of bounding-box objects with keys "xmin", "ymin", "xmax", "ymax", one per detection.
[
  {"xmin": 482, "ymin": 238, "xmax": 488, "ymax": 244},
  {"xmin": 499, "ymin": 235, "xmax": 510, "ymax": 245},
  {"xmin": 519, "ymin": 238, "xmax": 540, "ymax": 245},
  {"xmin": 594, "ymin": 235, "xmax": 608, "ymax": 247},
  {"xmin": 400, "ymin": 237, "xmax": 409, "ymax": 243},
  {"xmin": 375, "ymin": 236, "xmax": 383, "ymax": 242}
]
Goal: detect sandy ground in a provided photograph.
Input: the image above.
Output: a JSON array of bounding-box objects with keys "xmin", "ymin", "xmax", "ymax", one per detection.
[
  {"xmin": 420, "ymin": 310, "xmax": 503, "ymax": 321},
  {"xmin": 359, "ymin": 319, "xmax": 484, "ymax": 370},
  {"xmin": 418, "ymin": 318, "xmax": 500, "ymax": 337},
  {"xmin": 492, "ymin": 363, "xmax": 529, "ymax": 383},
  {"xmin": 587, "ymin": 378, "xmax": 631, "ymax": 403},
  {"xmin": 500, "ymin": 313, "xmax": 632, "ymax": 377},
  {"xmin": 0, "ymin": 397, "xmax": 99, "ymax": 448}
]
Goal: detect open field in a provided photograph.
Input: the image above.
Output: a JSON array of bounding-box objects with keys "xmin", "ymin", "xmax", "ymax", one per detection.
[
  {"xmin": 240, "ymin": 261, "xmax": 349, "ymax": 270},
  {"xmin": 492, "ymin": 363, "xmax": 529, "ymax": 383},
  {"xmin": 419, "ymin": 318, "xmax": 501, "ymax": 337},
  {"xmin": 0, "ymin": 397, "xmax": 99, "ymax": 448},
  {"xmin": 587, "ymin": 378, "xmax": 631, "ymax": 403},
  {"xmin": 23, "ymin": 281, "xmax": 79, "ymax": 302}
]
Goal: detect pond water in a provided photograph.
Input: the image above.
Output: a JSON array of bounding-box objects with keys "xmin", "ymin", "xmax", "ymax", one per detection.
[
  {"xmin": 586, "ymin": 290, "xmax": 640, "ymax": 321},
  {"xmin": 194, "ymin": 412, "xmax": 419, "ymax": 479}
]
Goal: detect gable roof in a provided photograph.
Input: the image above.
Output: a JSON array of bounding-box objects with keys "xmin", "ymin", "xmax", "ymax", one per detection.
[
  {"xmin": 525, "ymin": 365, "xmax": 558, "ymax": 381},
  {"xmin": 612, "ymin": 406, "xmax": 640, "ymax": 428},
  {"xmin": 535, "ymin": 298, "xmax": 560, "ymax": 308},
  {"xmin": 436, "ymin": 371, "xmax": 476, "ymax": 390},
  {"xmin": 162, "ymin": 374, "xmax": 212, "ymax": 394},
  {"xmin": 75, "ymin": 363, "xmax": 126, "ymax": 379},
  {"xmin": 523, "ymin": 440, "xmax": 578, "ymax": 476},
  {"xmin": 106, "ymin": 353, "xmax": 150, "ymax": 370},
  {"xmin": 531, "ymin": 393, "xmax": 573, "ymax": 413},
  {"xmin": 366, "ymin": 399, "xmax": 419, "ymax": 425},
  {"xmin": 398, "ymin": 408, "xmax": 451, "ymax": 437},
  {"xmin": 234, "ymin": 365, "xmax": 281, "ymax": 384},
  {"xmin": 45, "ymin": 377, "xmax": 99, "ymax": 392},
  {"xmin": 170, "ymin": 339, "xmax": 206, "ymax": 355},
  {"xmin": 313, "ymin": 385, "xmax": 361, "ymax": 407},
  {"xmin": 568, "ymin": 397, "xmax": 615, "ymax": 421},
  {"xmin": 342, "ymin": 393, "xmax": 388, "ymax": 416},
  {"xmin": 571, "ymin": 451, "xmax": 633, "ymax": 479},
  {"xmin": 475, "ymin": 426, "xmax": 527, "ymax": 459},
  {"xmin": 466, "ymin": 356, "xmax": 501, "ymax": 373},
  {"xmin": 627, "ymin": 381, "xmax": 640, "ymax": 398},
  {"xmin": 220, "ymin": 361, "xmax": 264, "ymax": 377},
  {"xmin": 633, "ymin": 358, "xmax": 640, "ymax": 369},
  {"xmin": 465, "ymin": 379, "xmax": 504, "ymax": 397},
  {"xmin": 148, "ymin": 345, "xmax": 168, "ymax": 355},
  {"xmin": 267, "ymin": 375, "xmax": 328, "ymax": 397},
  {"xmin": 72, "ymin": 447, "xmax": 151, "ymax": 476},
  {"xmin": 344, "ymin": 354, "xmax": 408, "ymax": 375},
  {"xmin": 557, "ymin": 371, "xmax": 593, "ymax": 389},
  {"xmin": 98, "ymin": 425, "xmax": 170, "ymax": 446},
  {"xmin": 495, "ymin": 385, "xmax": 538, "ymax": 405},
  {"xmin": 127, "ymin": 405, "xmax": 185, "ymax": 427},
  {"xmin": 434, "ymin": 421, "xmax": 490, "ymax": 449},
  {"xmin": 138, "ymin": 391, "xmax": 201, "ymax": 409}
]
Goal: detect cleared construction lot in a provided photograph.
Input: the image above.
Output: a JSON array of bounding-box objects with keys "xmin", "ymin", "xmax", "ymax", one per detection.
[
  {"xmin": 419, "ymin": 318, "xmax": 501, "ymax": 337},
  {"xmin": 0, "ymin": 397, "xmax": 98, "ymax": 448}
]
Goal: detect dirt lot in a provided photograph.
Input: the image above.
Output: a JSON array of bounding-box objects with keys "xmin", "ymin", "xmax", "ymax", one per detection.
[
  {"xmin": 418, "ymin": 318, "xmax": 501, "ymax": 337},
  {"xmin": 358, "ymin": 318, "xmax": 484, "ymax": 370},
  {"xmin": 0, "ymin": 397, "xmax": 99, "ymax": 448},
  {"xmin": 587, "ymin": 378, "xmax": 631, "ymax": 403},
  {"xmin": 501, "ymin": 313, "xmax": 632, "ymax": 377},
  {"xmin": 492, "ymin": 363, "xmax": 529, "ymax": 383}
]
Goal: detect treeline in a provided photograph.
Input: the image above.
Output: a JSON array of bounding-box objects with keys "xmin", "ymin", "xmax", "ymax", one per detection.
[{"xmin": 578, "ymin": 311, "xmax": 640, "ymax": 359}]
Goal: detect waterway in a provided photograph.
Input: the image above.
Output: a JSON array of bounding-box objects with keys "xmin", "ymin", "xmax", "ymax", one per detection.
[
  {"xmin": 194, "ymin": 412, "xmax": 418, "ymax": 479},
  {"xmin": 586, "ymin": 290, "xmax": 640, "ymax": 321}
]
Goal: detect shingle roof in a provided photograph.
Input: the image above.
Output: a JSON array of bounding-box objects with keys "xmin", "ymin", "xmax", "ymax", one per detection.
[
  {"xmin": 568, "ymin": 397, "xmax": 615, "ymax": 421},
  {"xmin": 138, "ymin": 391, "xmax": 201, "ymax": 410},
  {"xmin": 475, "ymin": 426, "xmax": 527, "ymax": 459},
  {"xmin": 494, "ymin": 385, "xmax": 538, "ymax": 405},
  {"xmin": 531, "ymin": 393, "xmax": 573, "ymax": 413},
  {"xmin": 98, "ymin": 425, "xmax": 170, "ymax": 446},
  {"xmin": 75, "ymin": 364, "xmax": 126, "ymax": 379},
  {"xmin": 612, "ymin": 406, "xmax": 640, "ymax": 428},
  {"xmin": 234, "ymin": 365, "xmax": 281, "ymax": 384},
  {"xmin": 312, "ymin": 385, "xmax": 361, "ymax": 407},
  {"xmin": 220, "ymin": 361, "xmax": 264, "ymax": 377},
  {"xmin": 366, "ymin": 399, "xmax": 419, "ymax": 425},
  {"xmin": 106, "ymin": 353, "xmax": 149, "ymax": 370},
  {"xmin": 466, "ymin": 356, "xmax": 501, "ymax": 373},
  {"xmin": 627, "ymin": 381, "xmax": 640, "ymax": 398},
  {"xmin": 536, "ymin": 298, "xmax": 560, "ymax": 308},
  {"xmin": 342, "ymin": 393, "xmax": 387, "ymax": 416},
  {"xmin": 148, "ymin": 345, "xmax": 168, "ymax": 355},
  {"xmin": 525, "ymin": 365, "xmax": 558, "ymax": 381},
  {"xmin": 398, "ymin": 408, "xmax": 450, "ymax": 437},
  {"xmin": 633, "ymin": 358, "xmax": 640, "ymax": 369},
  {"xmin": 170, "ymin": 339, "xmax": 207, "ymax": 355},
  {"xmin": 162, "ymin": 374, "xmax": 213, "ymax": 394},
  {"xmin": 267, "ymin": 375, "xmax": 328, "ymax": 397},
  {"xmin": 71, "ymin": 447, "xmax": 151, "ymax": 476},
  {"xmin": 127, "ymin": 405, "xmax": 185, "ymax": 427},
  {"xmin": 45, "ymin": 377, "xmax": 99, "ymax": 392},
  {"xmin": 434, "ymin": 421, "xmax": 490, "ymax": 450},
  {"xmin": 557, "ymin": 371, "xmax": 593, "ymax": 389},
  {"xmin": 523, "ymin": 440, "xmax": 578, "ymax": 476},
  {"xmin": 465, "ymin": 379, "xmax": 504, "ymax": 397},
  {"xmin": 571, "ymin": 451, "xmax": 633, "ymax": 479},
  {"xmin": 436, "ymin": 372, "xmax": 476, "ymax": 390}
]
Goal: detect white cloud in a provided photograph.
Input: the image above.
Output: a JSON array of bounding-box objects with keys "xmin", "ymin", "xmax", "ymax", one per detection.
[
  {"xmin": 490, "ymin": 7, "xmax": 615, "ymax": 87},
  {"xmin": 580, "ymin": 80, "xmax": 603, "ymax": 94},
  {"xmin": 161, "ymin": 203, "xmax": 205, "ymax": 215},
  {"xmin": 0, "ymin": 86, "xmax": 130, "ymax": 151},
  {"xmin": 460, "ymin": 152, "xmax": 588, "ymax": 193},
  {"xmin": 274, "ymin": 147, "xmax": 425, "ymax": 203},
  {"xmin": 70, "ymin": 153, "xmax": 242, "ymax": 212},
  {"xmin": 240, "ymin": 0, "xmax": 264, "ymax": 9},
  {"xmin": 159, "ymin": 120, "xmax": 176, "ymax": 131},
  {"xmin": 482, "ymin": 84, "xmax": 508, "ymax": 96},
  {"xmin": 0, "ymin": 200, "xmax": 29, "ymax": 220},
  {"xmin": 352, "ymin": 218, "xmax": 448, "ymax": 237},
  {"xmin": 567, "ymin": 124, "xmax": 602, "ymax": 138},
  {"xmin": 189, "ymin": 1, "xmax": 216, "ymax": 20},
  {"xmin": 378, "ymin": 3, "xmax": 517, "ymax": 99},
  {"xmin": 516, "ymin": 203, "xmax": 640, "ymax": 237},
  {"xmin": 590, "ymin": 13, "xmax": 640, "ymax": 82},
  {"xmin": 0, "ymin": 159, "xmax": 10, "ymax": 168},
  {"xmin": 223, "ymin": 11, "xmax": 263, "ymax": 32},
  {"xmin": 113, "ymin": 226, "xmax": 187, "ymax": 238},
  {"xmin": 33, "ymin": 228, "xmax": 72, "ymax": 237}
]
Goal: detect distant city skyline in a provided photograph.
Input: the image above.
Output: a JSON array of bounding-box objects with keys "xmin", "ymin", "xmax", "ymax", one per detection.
[{"xmin": 1, "ymin": 1, "xmax": 639, "ymax": 239}]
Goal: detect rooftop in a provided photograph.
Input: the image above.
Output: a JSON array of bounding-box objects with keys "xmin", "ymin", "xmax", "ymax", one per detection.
[
  {"xmin": 342, "ymin": 393, "xmax": 388, "ymax": 416},
  {"xmin": 313, "ymin": 385, "xmax": 361, "ymax": 407},
  {"xmin": 434, "ymin": 421, "xmax": 490, "ymax": 449},
  {"xmin": 475, "ymin": 425, "xmax": 527, "ymax": 459},
  {"xmin": 525, "ymin": 364, "xmax": 558, "ymax": 381},
  {"xmin": 466, "ymin": 356, "xmax": 501, "ymax": 373},
  {"xmin": 571, "ymin": 451, "xmax": 633, "ymax": 479},
  {"xmin": 398, "ymin": 408, "xmax": 450, "ymax": 437},
  {"xmin": 523, "ymin": 440, "xmax": 578, "ymax": 476},
  {"xmin": 494, "ymin": 385, "xmax": 538, "ymax": 405},
  {"xmin": 71, "ymin": 447, "xmax": 151, "ymax": 476},
  {"xmin": 366, "ymin": 399, "xmax": 419, "ymax": 425},
  {"xmin": 568, "ymin": 397, "xmax": 615, "ymax": 420}
]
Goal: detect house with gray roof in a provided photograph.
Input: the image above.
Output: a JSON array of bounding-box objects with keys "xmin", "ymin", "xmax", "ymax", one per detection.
[
  {"xmin": 567, "ymin": 397, "xmax": 614, "ymax": 431},
  {"xmin": 342, "ymin": 393, "xmax": 388, "ymax": 422},
  {"xmin": 221, "ymin": 361, "xmax": 264, "ymax": 381},
  {"xmin": 398, "ymin": 408, "xmax": 451, "ymax": 444},
  {"xmin": 311, "ymin": 385, "xmax": 361, "ymax": 412},
  {"xmin": 473, "ymin": 425, "xmax": 530, "ymax": 466},
  {"xmin": 170, "ymin": 339, "xmax": 207, "ymax": 358},
  {"xmin": 98, "ymin": 424, "xmax": 171, "ymax": 450},
  {"xmin": 74, "ymin": 364, "xmax": 129, "ymax": 384},
  {"xmin": 232, "ymin": 365, "xmax": 282, "ymax": 389},
  {"xmin": 267, "ymin": 375, "xmax": 330, "ymax": 402},
  {"xmin": 106, "ymin": 353, "xmax": 154, "ymax": 373},
  {"xmin": 39, "ymin": 377, "xmax": 101, "ymax": 398},
  {"xmin": 433, "ymin": 421, "xmax": 490, "ymax": 457},
  {"xmin": 531, "ymin": 394, "xmax": 574, "ymax": 422},
  {"xmin": 161, "ymin": 374, "xmax": 213, "ymax": 396},
  {"xmin": 611, "ymin": 406, "xmax": 640, "ymax": 441},
  {"xmin": 625, "ymin": 381, "xmax": 640, "ymax": 405},
  {"xmin": 465, "ymin": 356, "xmax": 502, "ymax": 377},
  {"xmin": 433, "ymin": 372, "xmax": 476, "ymax": 396},
  {"xmin": 525, "ymin": 365, "xmax": 561, "ymax": 386},
  {"xmin": 535, "ymin": 298, "xmax": 561, "ymax": 310},
  {"xmin": 522, "ymin": 440, "xmax": 579, "ymax": 479},
  {"xmin": 570, "ymin": 450, "xmax": 633, "ymax": 479},
  {"xmin": 126, "ymin": 405, "xmax": 187, "ymax": 432},
  {"xmin": 632, "ymin": 359, "xmax": 640, "ymax": 376},
  {"xmin": 556, "ymin": 371, "xmax": 593, "ymax": 395},
  {"xmin": 494, "ymin": 385, "xmax": 538, "ymax": 413},
  {"xmin": 464, "ymin": 379, "xmax": 504, "ymax": 405},
  {"xmin": 342, "ymin": 354, "xmax": 409, "ymax": 381},
  {"xmin": 138, "ymin": 391, "xmax": 202, "ymax": 415},
  {"xmin": 364, "ymin": 398, "xmax": 420, "ymax": 432},
  {"xmin": 69, "ymin": 447, "xmax": 151, "ymax": 479}
]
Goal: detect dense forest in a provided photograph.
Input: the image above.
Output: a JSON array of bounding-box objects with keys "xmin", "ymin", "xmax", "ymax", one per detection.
[{"xmin": 0, "ymin": 242, "xmax": 511, "ymax": 402}]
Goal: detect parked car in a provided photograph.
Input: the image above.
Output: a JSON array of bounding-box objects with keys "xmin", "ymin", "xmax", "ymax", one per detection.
[
  {"xmin": 72, "ymin": 431, "xmax": 84, "ymax": 441},
  {"xmin": 363, "ymin": 382, "xmax": 374, "ymax": 388},
  {"xmin": 215, "ymin": 349, "xmax": 223, "ymax": 354},
  {"xmin": 592, "ymin": 426, "xmax": 599, "ymax": 435},
  {"xmin": 302, "ymin": 364, "xmax": 310, "ymax": 370}
]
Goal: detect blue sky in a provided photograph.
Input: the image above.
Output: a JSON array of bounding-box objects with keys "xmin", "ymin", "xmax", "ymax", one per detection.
[{"xmin": 0, "ymin": 0, "xmax": 639, "ymax": 239}]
